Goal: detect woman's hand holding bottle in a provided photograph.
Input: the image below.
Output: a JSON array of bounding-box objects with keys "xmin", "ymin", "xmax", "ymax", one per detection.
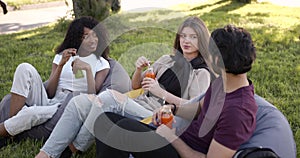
[
  {"xmin": 142, "ymin": 77, "xmax": 165, "ymax": 97},
  {"xmin": 72, "ymin": 57, "xmax": 90, "ymax": 78},
  {"xmin": 135, "ymin": 56, "xmax": 157, "ymax": 94}
]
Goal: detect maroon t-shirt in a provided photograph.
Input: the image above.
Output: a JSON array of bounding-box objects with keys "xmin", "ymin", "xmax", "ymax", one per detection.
[{"xmin": 180, "ymin": 78, "xmax": 257, "ymax": 154}]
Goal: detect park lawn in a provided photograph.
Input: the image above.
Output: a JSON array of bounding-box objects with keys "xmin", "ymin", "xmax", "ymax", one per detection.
[
  {"xmin": 5, "ymin": 0, "xmax": 63, "ymax": 8},
  {"xmin": 0, "ymin": 0, "xmax": 299, "ymax": 157}
]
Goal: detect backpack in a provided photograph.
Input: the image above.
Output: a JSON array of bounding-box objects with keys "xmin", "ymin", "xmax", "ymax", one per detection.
[{"xmin": 233, "ymin": 147, "xmax": 280, "ymax": 158}]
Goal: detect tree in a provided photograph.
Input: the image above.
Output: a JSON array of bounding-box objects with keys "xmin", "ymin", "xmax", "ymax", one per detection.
[
  {"xmin": 71, "ymin": 0, "xmax": 121, "ymax": 21},
  {"xmin": 237, "ymin": 0, "xmax": 251, "ymax": 2},
  {"xmin": 235, "ymin": 0, "xmax": 258, "ymax": 3}
]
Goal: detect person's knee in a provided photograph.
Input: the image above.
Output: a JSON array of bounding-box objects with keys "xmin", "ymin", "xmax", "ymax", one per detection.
[
  {"xmin": 66, "ymin": 95, "xmax": 88, "ymax": 109},
  {"xmin": 65, "ymin": 94, "xmax": 93, "ymax": 118},
  {"xmin": 16, "ymin": 63, "xmax": 34, "ymax": 72},
  {"xmin": 14, "ymin": 63, "xmax": 36, "ymax": 77},
  {"xmin": 65, "ymin": 95, "xmax": 81, "ymax": 112},
  {"xmin": 99, "ymin": 89, "xmax": 118, "ymax": 97},
  {"xmin": 105, "ymin": 89, "xmax": 127, "ymax": 104}
]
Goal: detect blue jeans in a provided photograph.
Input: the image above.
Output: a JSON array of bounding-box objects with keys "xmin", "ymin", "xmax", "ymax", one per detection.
[{"xmin": 41, "ymin": 90, "xmax": 153, "ymax": 158}]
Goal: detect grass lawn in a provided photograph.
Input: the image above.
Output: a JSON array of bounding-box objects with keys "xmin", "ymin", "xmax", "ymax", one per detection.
[
  {"xmin": 5, "ymin": 0, "xmax": 63, "ymax": 8},
  {"xmin": 0, "ymin": 0, "xmax": 299, "ymax": 157}
]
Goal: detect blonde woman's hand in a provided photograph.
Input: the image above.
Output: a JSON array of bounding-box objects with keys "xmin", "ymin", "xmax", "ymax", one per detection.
[
  {"xmin": 135, "ymin": 56, "xmax": 150, "ymax": 71},
  {"xmin": 141, "ymin": 77, "xmax": 164, "ymax": 96},
  {"xmin": 152, "ymin": 107, "xmax": 163, "ymax": 126},
  {"xmin": 59, "ymin": 48, "xmax": 76, "ymax": 66}
]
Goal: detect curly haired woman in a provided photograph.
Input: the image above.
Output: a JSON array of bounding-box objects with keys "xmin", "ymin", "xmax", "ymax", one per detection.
[{"xmin": 0, "ymin": 16, "xmax": 111, "ymax": 147}]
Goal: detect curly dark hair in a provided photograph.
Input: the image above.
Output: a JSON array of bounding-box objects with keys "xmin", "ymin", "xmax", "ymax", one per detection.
[
  {"xmin": 210, "ymin": 25, "xmax": 256, "ymax": 75},
  {"xmin": 55, "ymin": 16, "xmax": 109, "ymax": 59}
]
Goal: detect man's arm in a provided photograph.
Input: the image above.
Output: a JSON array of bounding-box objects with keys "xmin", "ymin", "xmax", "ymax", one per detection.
[
  {"xmin": 173, "ymin": 138, "xmax": 236, "ymax": 158},
  {"xmin": 207, "ymin": 139, "xmax": 236, "ymax": 157},
  {"xmin": 157, "ymin": 125, "xmax": 236, "ymax": 158},
  {"xmin": 156, "ymin": 125, "xmax": 206, "ymax": 158},
  {"xmin": 172, "ymin": 137, "xmax": 206, "ymax": 158},
  {"xmin": 175, "ymin": 98, "xmax": 204, "ymax": 120}
]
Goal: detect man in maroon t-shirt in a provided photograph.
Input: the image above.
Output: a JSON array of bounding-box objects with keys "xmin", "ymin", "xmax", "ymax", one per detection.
[
  {"xmin": 95, "ymin": 24, "xmax": 258, "ymax": 158},
  {"xmin": 178, "ymin": 77, "xmax": 257, "ymax": 156}
]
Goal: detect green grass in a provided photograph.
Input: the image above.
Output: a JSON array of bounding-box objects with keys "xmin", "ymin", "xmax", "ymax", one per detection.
[
  {"xmin": 6, "ymin": 0, "xmax": 63, "ymax": 9},
  {"xmin": 0, "ymin": 0, "xmax": 299, "ymax": 157}
]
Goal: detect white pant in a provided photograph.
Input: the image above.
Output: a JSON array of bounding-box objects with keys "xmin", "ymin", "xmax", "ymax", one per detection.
[
  {"xmin": 4, "ymin": 63, "xmax": 67, "ymax": 136},
  {"xmin": 10, "ymin": 63, "xmax": 49, "ymax": 106},
  {"xmin": 41, "ymin": 90, "xmax": 153, "ymax": 158}
]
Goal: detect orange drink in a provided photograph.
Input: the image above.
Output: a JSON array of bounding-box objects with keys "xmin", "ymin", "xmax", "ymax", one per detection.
[
  {"xmin": 145, "ymin": 67, "xmax": 155, "ymax": 79},
  {"xmin": 161, "ymin": 105, "xmax": 174, "ymax": 128}
]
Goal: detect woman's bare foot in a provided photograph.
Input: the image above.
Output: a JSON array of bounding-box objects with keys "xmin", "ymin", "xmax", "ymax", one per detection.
[{"xmin": 35, "ymin": 151, "xmax": 49, "ymax": 158}]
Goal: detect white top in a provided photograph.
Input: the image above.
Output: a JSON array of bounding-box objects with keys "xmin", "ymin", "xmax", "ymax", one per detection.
[{"xmin": 53, "ymin": 54, "xmax": 110, "ymax": 93}]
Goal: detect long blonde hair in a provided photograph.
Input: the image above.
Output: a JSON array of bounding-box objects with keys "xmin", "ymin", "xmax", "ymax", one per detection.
[{"xmin": 173, "ymin": 16, "xmax": 211, "ymax": 60}]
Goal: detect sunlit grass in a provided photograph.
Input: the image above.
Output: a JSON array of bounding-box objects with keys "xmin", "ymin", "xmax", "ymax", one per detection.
[
  {"xmin": 297, "ymin": 65, "xmax": 300, "ymax": 71},
  {"xmin": 260, "ymin": 0, "xmax": 300, "ymax": 7},
  {"xmin": 6, "ymin": 0, "xmax": 62, "ymax": 7},
  {"xmin": 230, "ymin": 5, "xmax": 300, "ymax": 28},
  {"xmin": 15, "ymin": 31, "xmax": 41, "ymax": 40}
]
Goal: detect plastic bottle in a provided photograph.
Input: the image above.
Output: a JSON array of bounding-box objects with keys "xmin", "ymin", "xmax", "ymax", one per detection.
[
  {"xmin": 161, "ymin": 105, "xmax": 174, "ymax": 128},
  {"xmin": 145, "ymin": 67, "xmax": 155, "ymax": 79},
  {"xmin": 75, "ymin": 69, "xmax": 84, "ymax": 79},
  {"xmin": 73, "ymin": 56, "xmax": 84, "ymax": 79}
]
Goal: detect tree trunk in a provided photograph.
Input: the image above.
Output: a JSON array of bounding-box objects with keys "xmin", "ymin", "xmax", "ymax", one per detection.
[
  {"xmin": 72, "ymin": 0, "xmax": 81, "ymax": 18},
  {"xmin": 71, "ymin": 0, "xmax": 120, "ymax": 21}
]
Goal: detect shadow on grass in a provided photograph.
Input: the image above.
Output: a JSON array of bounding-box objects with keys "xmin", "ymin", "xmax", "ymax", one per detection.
[
  {"xmin": 191, "ymin": 0, "xmax": 247, "ymax": 13},
  {"xmin": 191, "ymin": 0, "xmax": 228, "ymax": 11},
  {"xmin": 0, "ymin": 22, "xmax": 49, "ymax": 34}
]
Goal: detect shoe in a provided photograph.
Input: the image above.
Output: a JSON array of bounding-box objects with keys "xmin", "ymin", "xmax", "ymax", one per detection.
[
  {"xmin": 59, "ymin": 147, "xmax": 72, "ymax": 158},
  {"xmin": 0, "ymin": 137, "xmax": 7, "ymax": 149}
]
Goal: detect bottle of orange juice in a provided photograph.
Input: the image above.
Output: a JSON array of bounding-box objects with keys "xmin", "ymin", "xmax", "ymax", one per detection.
[
  {"xmin": 145, "ymin": 67, "xmax": 155, "ymax": 79},
  {"xmin": 161, "ymin": 105, "xmax": 174, "ymax": 128}
]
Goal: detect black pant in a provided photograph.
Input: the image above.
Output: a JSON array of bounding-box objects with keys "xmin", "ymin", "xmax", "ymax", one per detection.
[{"xmin": 95, "ymin": 112, "xmax": 180, "ymax": 158}]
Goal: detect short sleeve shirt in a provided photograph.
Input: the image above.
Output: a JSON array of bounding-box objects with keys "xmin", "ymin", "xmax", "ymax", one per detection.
[
  {"xmin": 180, "ymin": 78, "xmax": 257, "ymax": 154},
  {"xmin": 53, "ymin": 54, "xmax": 110, "ymax": 92}
]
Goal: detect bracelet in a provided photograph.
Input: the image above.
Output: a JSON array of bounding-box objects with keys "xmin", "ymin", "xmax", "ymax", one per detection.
[
  {"xmin": 171, "ymin": 104, "xmax": 177, "ymax": 115},
  {"xmin": 162, "ymin": 96, "xmax": 166, "ymax": 105}
]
